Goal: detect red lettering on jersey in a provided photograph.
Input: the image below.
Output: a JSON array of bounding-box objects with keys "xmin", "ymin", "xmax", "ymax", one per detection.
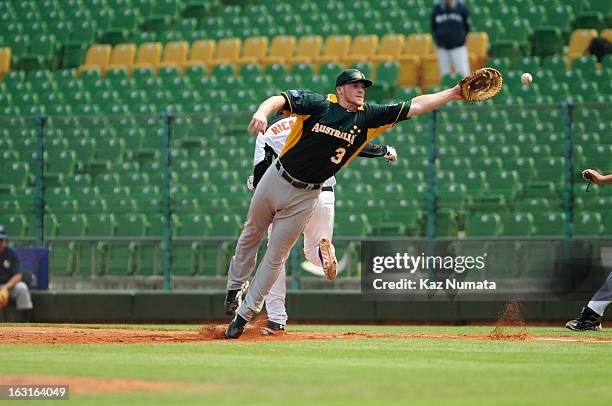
[{"xmin": 271, "ymin": 125, "xmax": 280, "ymax": 135}]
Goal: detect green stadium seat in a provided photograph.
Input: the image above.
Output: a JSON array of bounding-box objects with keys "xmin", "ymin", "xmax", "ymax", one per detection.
[
  {"xmin": 533, "ymin": 212, "xmax": 566, "ymax": 236},
  {"xmin": 545, "ymin": 4, "xmax": 574, "ymax": 32},
  {"xmin": 506, "ymin": 157, "xmax": 535, "ymax": 183},
  {"xmin": 2, "ymin": 215, "xmax": 28, "ymax": 237},
  {"xmin": 465, "ymin": 213, "xmax": 502, "ymax": 236},
  {"xmin": 335, "ymin": 213, "xmax": 369, "ymax": 237},
  {"xmin": 573, "ymin": 211, "xmax": 604, "ymax": 236},
  {"xmin": 489, "ymin": 40, "xmax": 522, "ymax": 61},
  {"xmin": 501, "ymin": 212, "xmax": 536, "ymax": 236},
  {"xmin": 44, "ymin": 213, "xmax": 59, "ymax": 237},
  {"xmin": 532, "ymin": 27, "xmax": 564, "ymax": 57},
  {"xmin": 57, "ymin": 213, "xmax": 87, "ymax": 236},
  {"xmin": 572, "ymin": 12, "xmax": 606, "ymax": 31},
  {"xmin": 435, "ymin": 208, "xmax": 460, "ymax": 237}
]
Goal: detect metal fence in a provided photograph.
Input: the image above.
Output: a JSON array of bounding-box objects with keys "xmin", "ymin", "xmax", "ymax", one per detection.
[{"xmin": 0, "ymin": 101, "xmax": 610, "ymax": 287}]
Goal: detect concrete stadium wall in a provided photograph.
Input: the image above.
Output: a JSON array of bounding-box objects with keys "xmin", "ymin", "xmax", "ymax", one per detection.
[{"xmin": 1, "ymin": 291, "xmax": 608, "ymax": 324}]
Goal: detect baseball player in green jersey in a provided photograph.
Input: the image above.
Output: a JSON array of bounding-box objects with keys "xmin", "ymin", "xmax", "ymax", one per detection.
[{"xmin": 225, "ymin": 69, "xmax": 464, "ymax": 338}]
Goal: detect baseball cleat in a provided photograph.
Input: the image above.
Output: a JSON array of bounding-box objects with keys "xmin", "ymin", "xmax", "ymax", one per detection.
[
  {"xmin": 565, "ymin": 306, "xmax": 603, "ymax": 331},
  {"xmin": 319, "ymin": 237, "xmax": 337, "ymax": 280},
  {"xmin": 261, "ymin": 320, "xmax": 285, "ymax": 336},
  {"xmin": 224, "ymin": 314, "xmax": 248, "ymax": 339},
  {"xmin": 224, "ymin": 281, "xmax": 249, "ymax": 316}
]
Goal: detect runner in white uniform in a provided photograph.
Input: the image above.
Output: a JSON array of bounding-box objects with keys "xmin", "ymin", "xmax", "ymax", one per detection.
[{"xmin": 248, "ymin": 115, "xmax": 398, "ymax": 333}]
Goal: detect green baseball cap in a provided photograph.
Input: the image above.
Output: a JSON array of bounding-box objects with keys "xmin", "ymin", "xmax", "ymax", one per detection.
[{"xmin": 335, "ymin": 69, "xmax": 373, "ymax": 88}]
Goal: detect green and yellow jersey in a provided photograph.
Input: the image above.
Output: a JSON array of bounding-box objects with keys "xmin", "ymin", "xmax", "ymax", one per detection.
[{"xmin": 279, "ymin": 90, "xmax": 409, "ymax": 184}]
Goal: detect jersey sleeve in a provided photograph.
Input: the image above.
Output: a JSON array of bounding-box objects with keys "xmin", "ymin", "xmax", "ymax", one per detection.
[
  {"xmin": 280, "ymin": 90, "xmax": 327, "ymax": 116},
  {"xmin": 253, "ymin": 134, "xmax": 266, "ymax": 165},
  {"xmin": 365, "ymin": 101, "xmax": 412, "ymax": 129}
]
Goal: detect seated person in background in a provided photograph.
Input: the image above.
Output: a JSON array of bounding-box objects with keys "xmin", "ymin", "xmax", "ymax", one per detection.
[{"xmin": 0, "ymin": 225, "xmax": 33, "ymax": 322}]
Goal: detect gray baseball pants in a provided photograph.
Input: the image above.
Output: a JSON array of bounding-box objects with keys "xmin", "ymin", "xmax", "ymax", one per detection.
[
  {"xmin": 227, "ymin": 160, "xmax": 320, "ymax": 321},
  {"xmin": 588, "ymin": 271, "xmax": 612, "ymax": 316},
  {"xmin": 3, "ymin": 282, "xmax": 33, "ymax": 310}
]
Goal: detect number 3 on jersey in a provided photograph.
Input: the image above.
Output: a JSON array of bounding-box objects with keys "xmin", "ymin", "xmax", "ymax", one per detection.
[{"xmin": 330, "ymin": 147, "xmax": 346, "ymax": 164}]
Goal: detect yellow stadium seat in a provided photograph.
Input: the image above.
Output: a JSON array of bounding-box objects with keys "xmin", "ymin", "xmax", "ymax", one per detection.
[
  {"xmin": 261, "ymin": 36, "xmax": 296, "ymax": 66},
  {"xmin": 404, "ymin": 34, "xmax": 432, "ymax": 59},
  {"xmin": 236, "ymin": 36, "xmax": 269, "ymax": 66},
  {"xmin": 182, "ymin": 40, "xmax": 215, "ymax": 70},
  {"xmin": 159, "ymin": 41, "xmax": 189, "ymax": 70},
  {"xmin": 288, "ymin": 36, "xmax": 323, "ymax": 66},
  {"xmin": 0, "ymin": 47, "xmax": 11, "ymax": 79},
  {"xmin": 315, "ymin": 35, "xmax": 352, "ymax": 67},
  {"xmin": 602, "ymin": 29, "xmax": 612, "ymax": 44},
  {"xmin": 78, "ymin": 44, "xmax": 112, "ymax": 75},
  {"xmin": 131, "ymin": 42, "xmax": 163, "ymax": 71},
  {"xmin": 567, "ymin": 29, "xmax": 598, "ymax": 67},
  {"xmin": 209, "ymin": 38, "xmax": 241, "ymax": 66},
  {"xmin": 344, "ymin": 35, "xmax": 379, "ymax": 66},
  {"xmin": 421, "ymin": 54, "xmax": 441, "ymax": 89},
  {"xmin": 107, "ymin": 43, "xmax": 137, "ymax": 71},
  {"xmin": 371, "ymin": 34, "xmax": 405, "ymax": 63},
  {"xmin": 397, "ymin": 55, "xmax": 420, "ymax": 87},
  {"xmin": 466, "ymin": 32, "xmax": 488, "ymax": 71}
]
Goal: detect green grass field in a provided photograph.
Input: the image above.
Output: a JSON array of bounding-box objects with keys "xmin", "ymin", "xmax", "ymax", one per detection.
[{"xmin": 1, "ymin": 324, "xmax": 611, "ymax": 405}]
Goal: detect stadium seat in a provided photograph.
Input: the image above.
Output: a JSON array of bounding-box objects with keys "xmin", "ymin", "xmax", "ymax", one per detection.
[
  {"xmin": 209, "ymin": 38, "xmax": 241, "ymax": 66},
  {"xmin": 466, "ymin": 32, "xmax": 489, "ymax": 70},
  {"xmin": 131, "ymin": 42, "xmax": 162, "ymax": 71},
  {"xmin": 261, "ymin": 35, "xmax": 296, "ymax": 66},
  {"xmin": 236, "ymin": 36, "xmax": 268, "ymax": 66},
  {"xmin": 158, "ymin": 41, "xmax": 188, "ymax": 69},
  {"xmin": 77, "ymin": 44, "xmax": 112, "ymax": 76},
  {"xmin": 533, "ymin": 212, "xmax": 567, "ymax": 236},
  {"xmin": 287, "ymin": 35, "xmax": 323, "ymax": 66},
  {"xmin": 567, "ymin": 29, "xmax": 598, "ymax": 67},
  {"xmin": 404, "ymin": 33, "xmax": 432, "ymax": 59},
  {"xmin": 465, "ymin": 213, "xmax": 502, "ymax": 236},
  {"xmin": 420, "ymin": 54, "xmax": 440, "ymax": 88},
  {"xmin": 315, "ymin": 35, "xmax": 351, "ymax": 67},
  {"xmin": 107, "ymin": 43, "xmax": 137, "ymax": 72},
  {"xmin": 573, "ymin": 211, "xmax": 604, "ymax": 236},
  {"xmin": 371, "ymin": 34, "xmax": 405, "ymax": 63},
  {"xmin": 532, "ymin": 27, "xmax": 564, "ymax": 57},
  {"xmin": 501, "ymin": 212, "xmax": 536, "ymax": 236},
  {"xmin": 572, "ymin": 12, "xmax": 606, "ymax": 32},
  {"xmin": 344, "ymin": 35, "xmax": 379, "ymax": 66}
]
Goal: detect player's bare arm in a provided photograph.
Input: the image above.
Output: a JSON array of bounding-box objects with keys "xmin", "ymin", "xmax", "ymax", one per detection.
[
  {"xmin": 582, "ymin": 169, "xmax": 612, "ymax": 185},
  {"xmin": 407, "ymin": 86, "xmax": 463, "ymax": 118},
  {"xmin": 248, "ymin": 96, "xmax": 286, "ymax": 137}
]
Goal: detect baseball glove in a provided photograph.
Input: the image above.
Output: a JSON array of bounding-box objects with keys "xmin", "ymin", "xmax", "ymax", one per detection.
[
  {"xmin": 0, "ymin": 287, "xmax": 9, "ymax": 309},
  {"xmin": 458, "ymin": 68, "xmax": 503, "ymax": 102}
]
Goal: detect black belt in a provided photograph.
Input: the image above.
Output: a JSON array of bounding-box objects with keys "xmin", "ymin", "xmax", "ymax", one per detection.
[
  {"xmin": 322, "ymin": 186, "xmax": 333, "ymax": 192},
  {"xmin": 275, "ymin": 161, "xmax": 322, "ymax": 190}
]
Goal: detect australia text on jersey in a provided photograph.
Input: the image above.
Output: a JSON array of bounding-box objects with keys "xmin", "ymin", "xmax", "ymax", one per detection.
[{"xmin": 311, "ymin": 122, "xmax": 359, "ymax": 145}]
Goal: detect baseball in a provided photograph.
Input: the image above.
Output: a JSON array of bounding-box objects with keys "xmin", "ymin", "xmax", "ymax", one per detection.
[{"xmin": 521, "ymin": 72, "xmax": 533, "ymax": 85}]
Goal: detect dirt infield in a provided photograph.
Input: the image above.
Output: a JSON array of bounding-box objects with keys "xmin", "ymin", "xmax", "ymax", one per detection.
[
  {"xmin": 0, "ymin": 324, "xmax": 610, "ymax": 344},
  {"xmin": 0, "ymin": 374, "xmax": 197, "ymax": 395}
]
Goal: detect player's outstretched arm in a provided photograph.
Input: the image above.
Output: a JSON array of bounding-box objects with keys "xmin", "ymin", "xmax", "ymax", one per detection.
[
  {"xmin": 248, "ymin": 96, "xmax": 286, "ymax": 137},
  {"xmin": 582, "ymin": 169, "xmax": 612, "ymax": 185},
  {"xmin": 407, "ymin": 86, "xmax": 463, "ymax": 118}
]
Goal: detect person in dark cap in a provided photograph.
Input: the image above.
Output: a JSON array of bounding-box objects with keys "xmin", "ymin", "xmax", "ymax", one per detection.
[
  {"xmin": 224, "ymin": 68, "xmax": 464, "ymax": 338},
  {"xmin": 0, "ymin": 225, "xmax": 33, "ymax": 322},
  {"xmin": 431, "ymin": 0, "xmax": 471, "ymax": 77}
]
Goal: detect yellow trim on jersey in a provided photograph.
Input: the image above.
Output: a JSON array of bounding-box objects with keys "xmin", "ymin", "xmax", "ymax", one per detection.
[
  {"xmin": 279, "ymin": 114, "xmax": 311, "ymax": 157},
  {"xmin": 281, "ymin": 91, "xmax": 294, "ymax": 115},
  {"xmin": 392, "ymin": 101, "xmax": 406, "ymax": 124},
  {"xmin": 340, "ymin": 123, "xmax": 394, "ymax": 169},
  {"xmin": 327, "ymin": 94, "xmax": 365, "ymax": 111}
]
